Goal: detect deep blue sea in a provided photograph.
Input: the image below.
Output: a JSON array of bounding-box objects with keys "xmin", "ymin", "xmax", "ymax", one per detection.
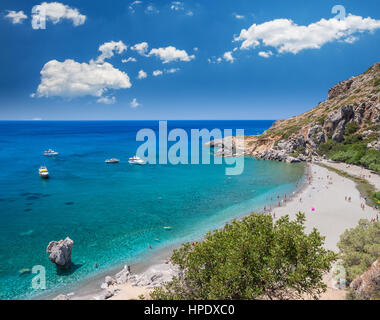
[{"xmin": 0, "ymin": 121, "xmax": 305, "ymax": 299}]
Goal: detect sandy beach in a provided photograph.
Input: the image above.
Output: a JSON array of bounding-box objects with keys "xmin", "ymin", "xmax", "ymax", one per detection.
[
  {"xmin": 320, "ymin": 160, "xmax": 380, "ymax": 190},
  {"xmin": 272, "ymin": 163, "xmax": 378, "ymax": 252}
]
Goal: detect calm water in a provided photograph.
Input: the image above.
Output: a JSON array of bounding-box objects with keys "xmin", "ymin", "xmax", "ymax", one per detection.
[{"xmin": 0, "ymin": 121, "xmax": 305, "ymax": 299}]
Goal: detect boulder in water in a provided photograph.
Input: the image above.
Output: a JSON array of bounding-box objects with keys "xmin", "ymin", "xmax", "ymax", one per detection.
[{"xmin": 46, "ymin": 237, "xmax": 74, "ymax": 270}]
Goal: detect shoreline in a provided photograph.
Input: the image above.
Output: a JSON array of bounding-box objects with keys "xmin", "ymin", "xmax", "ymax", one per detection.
[
  {"xmin": 39, "ymin": 164, "xmax": 307, "ymax": 300},
  {"xmin": 43, "ymin": 160, "xmax": 379, "ymax": 300},
  {"xmin": 76, "ymin": 165, "xmax": 308, "ymax": 300},
  {"xmin": 106, "ymin": 162, "xmax": 379, "ymax": 300}
]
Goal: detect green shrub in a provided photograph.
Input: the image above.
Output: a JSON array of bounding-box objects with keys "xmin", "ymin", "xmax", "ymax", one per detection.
[
  {"xmin": 345, "ymin": 122, "xmax": 359, "ymax": 135},
  {"xmin": 151, "ymin": 213, "xmax": 336, "ymax": 300},
  {"xmin": 338, "ymin": 219, "xmax": 380, "ymax": 282},
  {"xmin": 343, "ymin": 134, "xmax": 362, "ymax": 145},
  {"xmin": 373, "ymin": 191, "xmax": 380, "ymax": 204}
]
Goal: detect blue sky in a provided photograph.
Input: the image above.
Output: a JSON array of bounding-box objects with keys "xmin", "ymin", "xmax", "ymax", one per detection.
[{"xmin": 0, "ymin": 0, "xmax": 379, "ymax": 120}]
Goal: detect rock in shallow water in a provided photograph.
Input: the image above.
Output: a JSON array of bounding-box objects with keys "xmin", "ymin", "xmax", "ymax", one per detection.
[{"xmin": 46, "ymin": 237, "xmax": 74, "ymax": 270}]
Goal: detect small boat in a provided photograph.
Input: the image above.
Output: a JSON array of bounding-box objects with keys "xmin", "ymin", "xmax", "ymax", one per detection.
[
  {"xmin": 39, "ymin": 166, "xmax": 49, "ymax": 179},
  {"xmin": 105, "ymin": 158, "xmax": 120, "ymax": 164},
  {"xmin": 163, "ymin": 226, "xmax": 172, "ymax": 230},
  {"xmin": 43, "ymin": 149, "xmax": 59, "ymax": 156},
  {"xmin": 128, "ymin": 156, "xmax": 145, "ymax": 165}
]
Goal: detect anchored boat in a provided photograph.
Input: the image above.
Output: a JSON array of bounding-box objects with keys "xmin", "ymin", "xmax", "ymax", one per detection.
[
  {"xmin": 43, "ymin": 149, "xmax": 59, "ymax": 156},
  {"xmin": 105, "ymin": 158, "xmax": 120, "ymax": 163},
  {"xmin": 39, "ymin": 166, "xmax": 49, "ymax": 179},
  {"xmin": 128, "ymin": 156, "xmax": 145, "ymax": 165}
]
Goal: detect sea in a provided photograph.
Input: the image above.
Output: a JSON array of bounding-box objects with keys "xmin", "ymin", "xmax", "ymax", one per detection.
[{"xmin": 0, "ymin": 120, "xmax": 305, "ymax": 299}]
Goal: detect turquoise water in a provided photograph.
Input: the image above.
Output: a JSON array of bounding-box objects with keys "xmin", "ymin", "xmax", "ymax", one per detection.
[{"xmin": 0, "ymin": 121, "xmax": 305, "ymax": 299}]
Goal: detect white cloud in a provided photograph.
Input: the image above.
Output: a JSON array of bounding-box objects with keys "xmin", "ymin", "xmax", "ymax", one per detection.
[
  {"xmin": 344, "ymin": 36, "xmax": 358, "ymax": 44},
  {"xmin": 5, "ymin": 10, "xmax": 27, "ymax": 24},
  {"xmin": 148, "ymin": 46, "xmax": 195, "ymax": 63},
  {"xmin": 137, "ymin": 69, "xmax": 147, "ymax": 79},
  {"xmin": 130, "ymin": 98, "xmax": 140, "ymax": 108},
  {"xmin": 32, "ymin": 2, "xmax": 86, "ymax": 27},
  {"xmin": 234, "ymin": 14, "xmax": 380, "ymax": 55},
  {"xmin": 122, "ymin": 57, "xmax": 137, "ymax": 63},
  {"xmin": 145, "ymin": 4, "xmax": 159, "ymax": 15},
  {"xmin": 96, "ymin": 41, "xmax": 127, "ymax": 63},
  {"xmin": 166, "ymin": 68, "xmax": 180, "ymax": 74},
  {"xmin": 223, "ymin": 51, "xmax": 235, "ymax": 63},
  {"xmin": 131, "ymin": 42, "xmax": 149, "ymax": 56},
  {"xmin": 129, "ymin": 1, "xmax": 142, "ymax": 13},
  {"xmin": 234, "ymin": 14, "xmax": 244, "ymax": 20},
  {"xmin": 208, "ymin": 57, "xmax": 222, "ymax": 64},
  {"xmin": 171, "ymin": 2, "xmax": 184, "ymax": 11},
  {"xmin": 186, "ymin": 11, "xmax": 193, "ymax": 17},
  {"xmin": 97, "ymin": 96, "xmax": 116, "ymax": 104},
  {"xmin": 153, "ymin": 70, "xmax": 163, "ymax": 76},
  {"xmin": 258, "ymin": 50, "xmax": 273, "ymax": 58},
  {"xmin": 36, "ymin": 59, "xmax": 131, "ymax": 99}
]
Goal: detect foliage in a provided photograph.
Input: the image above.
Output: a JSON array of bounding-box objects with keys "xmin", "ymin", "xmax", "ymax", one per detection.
[
  {"xmin": 337, "ymin": 219, "xmax": 380, "ymax": 282},
  {"xmin": 373, "ymin": 191, "xmax": 380, "ymax": 205},
  {"xmin": 345, "ymin": 122, "xmax": 359, "ymax": 135},
  {"xmin": 318, "ymin": 139, "xmax": 380, "ymax": 174},
  {"xmin": 151, "ymin": 213, "xmax": 336, "ymax": 300}
]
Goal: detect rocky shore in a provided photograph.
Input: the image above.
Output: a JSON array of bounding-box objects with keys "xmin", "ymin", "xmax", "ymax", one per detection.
[{"xmin": 54, "ymin": 262, "xmax": 180, "ymax": 300}]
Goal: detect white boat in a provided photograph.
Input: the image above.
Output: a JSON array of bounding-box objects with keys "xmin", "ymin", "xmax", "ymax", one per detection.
[
  {"xmin": 105, "ymin": 158, "xmax": 120, "ymax": 164},
  {"xmin": 39, "ymin": 166, "xmax": 49, "ymax": 179},
  {"xmin": 43, "ymin": 149, "xmax": 59, "ymax": 156},
  {"xmin": 128, "ymin": 156, "xmax": 145, "ymax": 165}
]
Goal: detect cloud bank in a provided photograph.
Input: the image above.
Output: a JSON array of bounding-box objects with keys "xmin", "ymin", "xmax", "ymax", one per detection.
[
  {"xmin": 32, "ymin": 2, "xmax": 86, "ymax": 27},
  {"xmin": 36, "ymin": 59, "xmax": 131, "ymax": 99},
  {"xmin": 235, "ymin": 14, "xmax": 380, "ymax": 55},
  {"xmin": 5, "ymin": 11, "xmax": 27, "ymax": 24}
]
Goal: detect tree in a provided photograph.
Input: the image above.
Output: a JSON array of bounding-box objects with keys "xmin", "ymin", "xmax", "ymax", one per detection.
[
  {"xmin": 338, "ymin": 219, "xmax": 380, "ymax": 282},
  {"xmin": 151, "ymin": 213, "xmax": 336, "ymax": 300}
]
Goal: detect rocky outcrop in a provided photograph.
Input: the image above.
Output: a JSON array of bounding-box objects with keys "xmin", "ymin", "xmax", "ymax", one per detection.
[
  {"xmin": 324, "ymin": 105, "xmax": 354, "ymax": 140},
  {"xmin": 368, "ymin": 138, "xmax": 380, "ymax": 151},
  {"xmin": 328, "ymin": 79, "xmax": 354, "ymax": 100},
  {"xmin": 307, "ymin": 124, "xmax": 325, "ymax": 148},
  {"xmin": 350, "ymin": 258, "xmax": 380, "ymax": 300},
  {"xmin": 46, "ymin": 237, "xmax": 74, "ymax": 270},
  {"xmin": 95, "ymin": 262, "xmax": 179, "ymax": 300}
]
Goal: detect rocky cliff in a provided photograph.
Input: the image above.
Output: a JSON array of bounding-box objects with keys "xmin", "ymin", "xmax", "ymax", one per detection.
[{"xmin": 240, "ymin": 62, "xmax": 380, "ymax": 165}]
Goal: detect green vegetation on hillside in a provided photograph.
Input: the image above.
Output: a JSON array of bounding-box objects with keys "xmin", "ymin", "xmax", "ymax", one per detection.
[
  {"xmin": 318, "ymin": 127, "xmax": 380, "ymax": 174},
  {"xmin": 151, "ymin": 213, "xmax": 336, "ymax": 300},
  {"xmin": 338, "ymin": 219, "xmax": 380, "ymax": 282}
]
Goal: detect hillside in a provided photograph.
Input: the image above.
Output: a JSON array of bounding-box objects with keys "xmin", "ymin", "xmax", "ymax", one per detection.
[{"xmin": 243, "ymin": 62, "xmax": 380, "ymax": 173}]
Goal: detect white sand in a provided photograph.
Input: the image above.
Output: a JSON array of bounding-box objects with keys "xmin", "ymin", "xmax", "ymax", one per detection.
[
  {"xmin": 272, "ymin": 163, "xmax": 379, "ymax": 252},
  {"xmin": 109, "ymin": 283, "xmax": 151, "ymax": 300},
  {"xmin": 320, "ymin": 160, "xmax": 380, "ymax": 190}
]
